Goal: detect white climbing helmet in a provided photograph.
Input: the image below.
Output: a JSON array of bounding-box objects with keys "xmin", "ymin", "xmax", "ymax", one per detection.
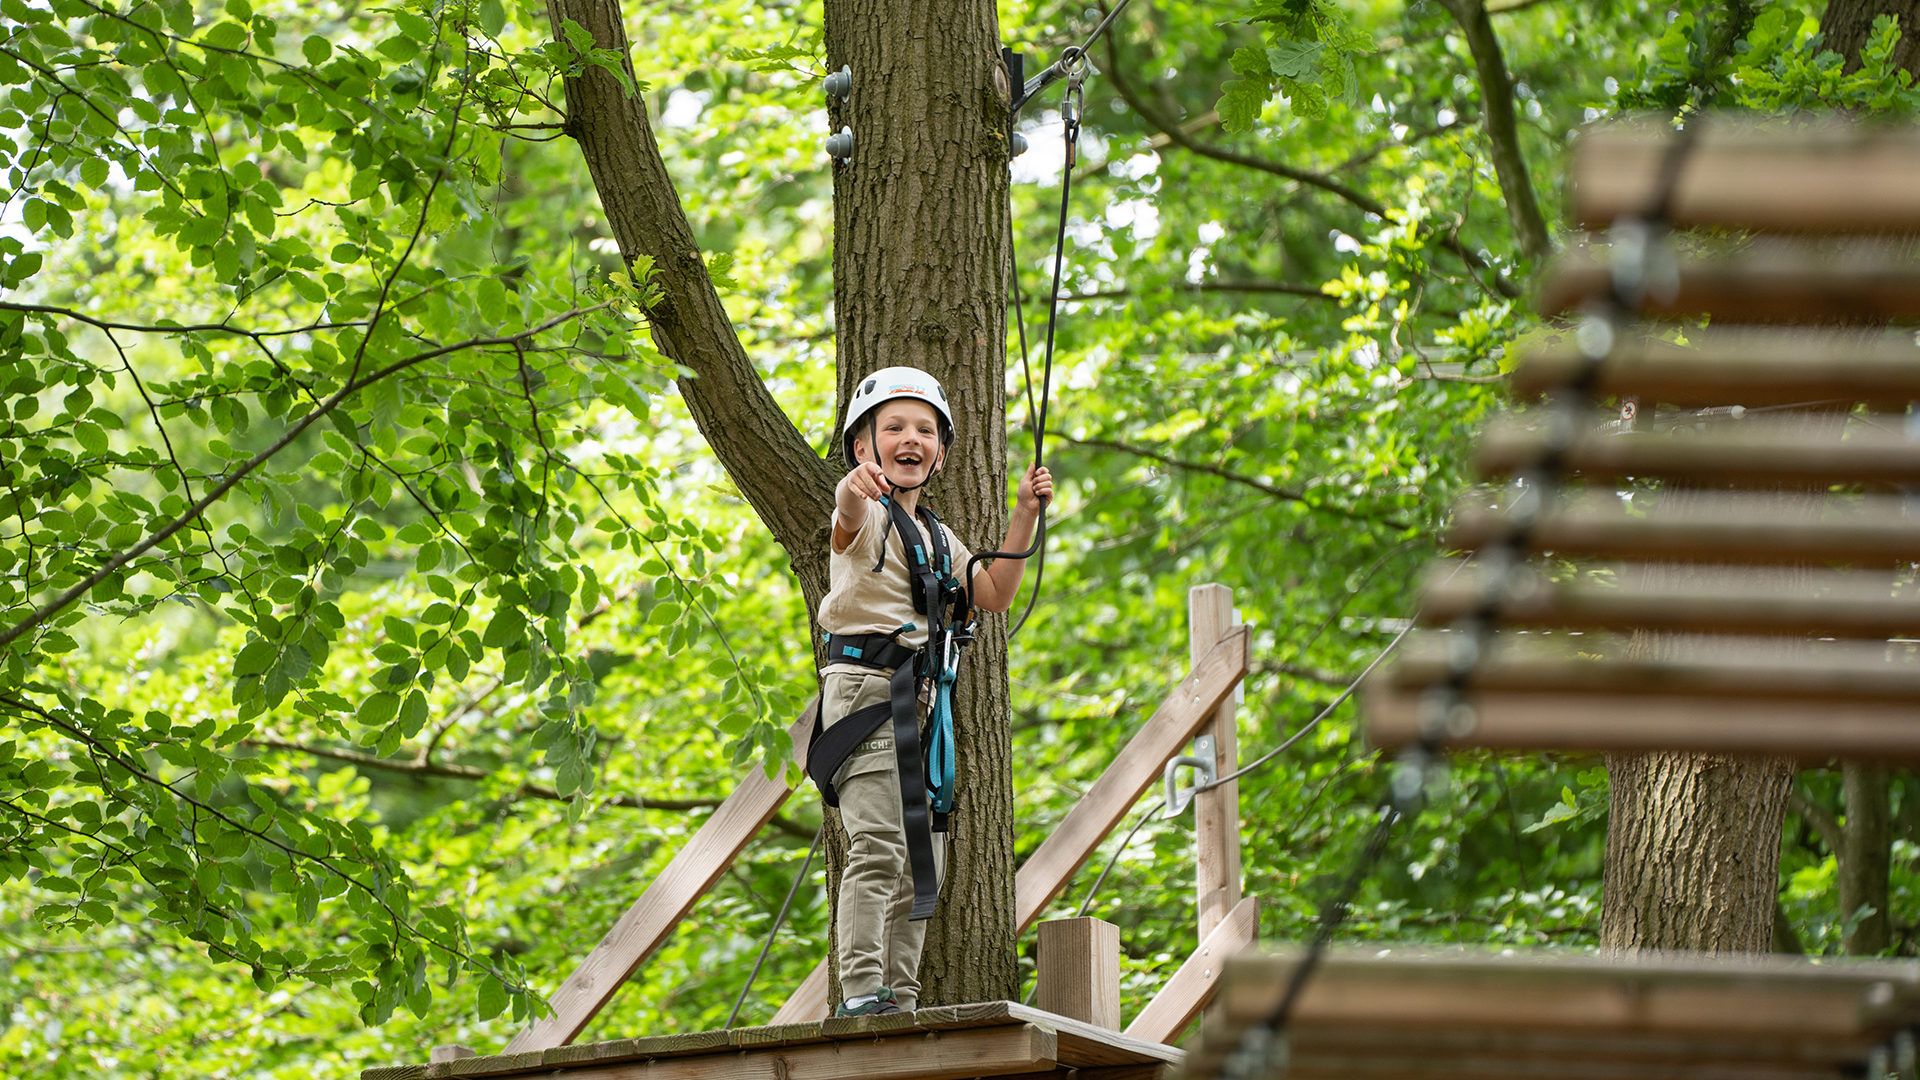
[{"xmin": 840, "ymin": 366, "xmax": 955, "ymax": 468}]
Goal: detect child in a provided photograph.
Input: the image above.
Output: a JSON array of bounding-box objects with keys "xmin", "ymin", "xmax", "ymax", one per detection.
[{"xmin": 807, "ymin": 366, "xmax": 1051, "ymax": 1016}]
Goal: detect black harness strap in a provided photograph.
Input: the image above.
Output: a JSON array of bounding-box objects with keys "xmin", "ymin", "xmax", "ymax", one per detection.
[{"xmin": 803, "ymin": 664, "xmax": 942, "ymax": 921}]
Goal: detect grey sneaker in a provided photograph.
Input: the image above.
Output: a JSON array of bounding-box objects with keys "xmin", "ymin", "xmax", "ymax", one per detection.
[{"xmin": 833, "ymin": 989, "xmax": 902, "ymax": 1017}]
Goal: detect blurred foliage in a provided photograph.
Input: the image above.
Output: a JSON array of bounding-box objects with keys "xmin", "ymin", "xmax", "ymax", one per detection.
[{"xmin": 0, "ymin": 0, "xmax": 1912, "ymax": 1075}]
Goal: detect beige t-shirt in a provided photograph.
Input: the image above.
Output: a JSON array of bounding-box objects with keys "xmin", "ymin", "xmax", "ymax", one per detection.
[{"xmin": 819, "ymin": 497, "xmax": 974, "ymax": 676}]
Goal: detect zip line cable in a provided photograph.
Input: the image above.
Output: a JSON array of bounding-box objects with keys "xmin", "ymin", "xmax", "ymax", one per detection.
[{"xmin": 725, "ymin": 825, "xmax": 823, "ymax": 1030}]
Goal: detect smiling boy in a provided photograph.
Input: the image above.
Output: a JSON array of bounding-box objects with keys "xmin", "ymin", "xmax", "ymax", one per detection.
[{"xmin": 809, "ymin": 366, "xmax": 1051, "ymax": 1016}]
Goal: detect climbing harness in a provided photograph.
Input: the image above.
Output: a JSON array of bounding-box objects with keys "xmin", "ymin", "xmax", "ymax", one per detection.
[{"xmin": 807, "ymin": 494, "xmax": 968, "ymax": 921}]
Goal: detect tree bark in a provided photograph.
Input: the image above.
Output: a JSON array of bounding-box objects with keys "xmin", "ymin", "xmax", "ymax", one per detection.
[
  {"xmin": 1601, "ymin": 749, "xmax": 1792, "ymax": 952},
  {"xmin": 1435, "ymin": 0, "xmax": 1552, "ymax": 262},
  {"xmin": 1839, "ymin": 762, "xmax": 1892, "ymax": 954},
  {"xmin": 821, "ymin": 0, "xmax": 1018, "ymax": 1008},
  {"xmin": 1819, "ymin": 0, "xmax": 1920, "ymax": 76},
  {"xmin": 547, "ymin": 0, "xmax": 1020, "ymax": 1011}
]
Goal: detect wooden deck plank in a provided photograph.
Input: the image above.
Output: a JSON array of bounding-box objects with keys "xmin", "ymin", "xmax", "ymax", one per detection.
[
  {"xmin": 1004, "ymin": 1003, "xmax": 1185, "ymax": 1068},
  {"xmin": 1537, "ymin": 241, "xmax": 1920, "ymax": 323},
  {"xmin": 726, "ymin": 1021, "xmax": 831, "ymax": 1050},
  {"xmin": 1124, "ymin": 896, "xmax": 1259, "ymax": 1046},
  {"xmin": 517, "ymin": 1023, "xmax": 1058, "ymax": 1080},
  {"xmin": 504, "ymin": 703, "xmax": 818, "ymax": 1053},
  {"xmin": 771, "ymin": 634, "xmax": 1248, "ymax": 1025}
]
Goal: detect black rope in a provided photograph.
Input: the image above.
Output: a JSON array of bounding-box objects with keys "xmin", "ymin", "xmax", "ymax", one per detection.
[
  {"xmin": 725, "ymin": 825, "xmax": 823, "ymax": 1030},
  {"xmin": 969, "ymin": 73, "xmax": 1084, "ymax": 634}
]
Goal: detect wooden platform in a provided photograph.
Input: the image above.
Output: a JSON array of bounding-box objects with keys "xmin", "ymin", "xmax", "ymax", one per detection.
[
  {"xmin": 1178, "ymin": 949, "xmax": 1920, "ymax": 1079},
  {"xmin": 365, "ymin": 1002, "xmax": 1180, "ymax": 1080}
]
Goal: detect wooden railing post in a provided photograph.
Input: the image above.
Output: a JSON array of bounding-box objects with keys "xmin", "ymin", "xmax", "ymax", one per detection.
[
  {"xmin": 1189, "ymin": 585, "xmax": 1243, "ymax": 943},
  {"xmin": 1035, "ymin": 917, "xmax": 1121, "ymax": 1030}
]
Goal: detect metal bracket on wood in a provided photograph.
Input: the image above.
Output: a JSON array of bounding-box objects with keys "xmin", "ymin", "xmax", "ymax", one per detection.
[{"xmin": 1163, "ymin": 733, "xmax": 1216, "ymax": 819}]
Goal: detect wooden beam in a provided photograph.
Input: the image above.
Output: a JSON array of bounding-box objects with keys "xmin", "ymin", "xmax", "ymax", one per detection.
[
  {"xmin": 1475, "ymin": 418, "xmax": 1920, "ymax": 488},
  {"xmin": 1447, "ymin": 492, "xmax": 1920, "ymax": 567},
  {"xmin": 1187, "ymin": 586, "xmax": 1242, "ymax": 945},
  {"xmin": 1180, "ymin": 948, "xmax": 1920, "ymax": 1080},
  {"xmin": 1386, "ymin": 635, "xmax": 1920, "ymax": 703},
  {"xmin": 1016, "ymin": 628, "xmax": 1251, "ymax": 929},
  {"xmin": 1419, "ymin": 560, "xmax": 1920, "ymax": 639},
  {"xmin": 1571, "ymin": 120, "xmax": 1920, "ymax": 235},
  {"xmin": 1036, "ymin": 917, "xmax": 1121, "ymax": 1030},
  {"xmin": 503, "ymin": 702, "xmax": 819, "ymax": 1053},
  {"xmin": 1125, "ymin": 896, "xmax": 1258, "ymax": 1047},
  {"xmin": 1365, "ymin": 683, "xmax": 1920, "ymax": 760},
  {"xmin": 1537, "ymin": 241, "xmax": 1920, "ymax": 323},
  {"xmin": 770, "ymin": 630, "xmax": 1251, "ymax": 1025},
  {"xmin": 1510, "ymin": 328, "xmax": 1920, "ymax": 409}
]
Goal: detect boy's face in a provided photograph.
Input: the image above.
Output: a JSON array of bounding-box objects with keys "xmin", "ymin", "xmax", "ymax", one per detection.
[{"xmin": 855, "ymin": 398, "xmax": 943, "ymax": 484}]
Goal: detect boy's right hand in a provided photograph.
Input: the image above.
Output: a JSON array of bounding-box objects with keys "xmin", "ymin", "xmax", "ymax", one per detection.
[{"xmin": 842, "ymin": 461, "xmax": 892, "ymax": 503}]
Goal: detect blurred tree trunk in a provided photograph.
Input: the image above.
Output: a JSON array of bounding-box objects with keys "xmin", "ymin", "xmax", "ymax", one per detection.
[
  {"xmin": 1819, "ymin": 0, "xmax": 1920, "ymax": 75},
  {"xmin": 1840, "ymin": 763, "xmax": 1893, "ymax": 953},
  {"xmin": 546, "ymin": 0, "xmax": 1018, "ymax": 1011},
  {"xmin": 1434, "ymin": 0, "xmax": 1550, "ymax": 262}
]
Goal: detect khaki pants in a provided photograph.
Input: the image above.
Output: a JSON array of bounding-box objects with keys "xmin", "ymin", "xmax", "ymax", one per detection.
[{"xmin": 822, "ymin": 670, "xmax": 947, "ymax": 1010}]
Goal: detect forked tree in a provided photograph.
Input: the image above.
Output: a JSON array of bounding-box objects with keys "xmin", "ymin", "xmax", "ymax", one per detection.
[{"xmin": 545, "ymin": 0, "xmax": 1021, "ymax": 1003}]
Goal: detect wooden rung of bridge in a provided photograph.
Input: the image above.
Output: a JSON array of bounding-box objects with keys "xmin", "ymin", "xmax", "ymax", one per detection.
[
  {"xmin": 1510, "ymin": 328, "xmax": 1920, "ymax": 409},
  {"xmin": 1417, "ymin": 561, "xmax": 1920, "ymax": 639},
  {"xmin": 1474, "ymin": 416, "xmax": 1920, "ymax": 488},
  {"xmin": 1177, "ymin": 949, "xmax": 1920, "ymax": 1080},
  {"xmin": 1445, "ymin": 491, "xmax": 1920, "ymax": 567},
  {"xmin": 1539, "ymin": 239, "xmax": 1920, "ymax": 323},
  {"xmin": 1571, "ymin": 120, "xmax": 1920, "ymax": 235}
]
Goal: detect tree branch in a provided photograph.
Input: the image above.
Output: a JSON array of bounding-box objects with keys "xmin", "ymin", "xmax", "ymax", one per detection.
[
  {"xmin": 1257, "ymin": 659, "xmax": 1360, "ymax": 687},
  {"xmin": 1059, "ymin": 280, "xmax": 1337, "ymax": 303},
  {"xmin": 1103, "ymin": 39, "xmax": 1524, "ymax": 298},
  {"xmin": 1790, "ymin": 785, "xmax": 1843, "ymax": 857},
  {"xmin": 248, "ymin": 736, "xmax": 816, "ymax": 840},
  {"xmin": 1434, "ymin": 0, "xmax": 1552, "ymax": 261},
  {"xmin": 546, "ymin": 0, "xmax": 836, "ymax": 582},
  {"xmin": 0, "ymin": 302, "xmax": 613, "ymax": 652},
  {"xmin": 1050, "ymin": 432, "xmax": 1413, "ymax": 530}
]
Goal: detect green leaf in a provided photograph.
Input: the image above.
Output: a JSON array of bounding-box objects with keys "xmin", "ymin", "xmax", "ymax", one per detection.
[
  {"xmin": 356, "ymin": 691, "xmax": 401, "ymax": 727},
  {"xmin": 234, "ymin": 640, "xmax": 276, "ymax": 677},
  {"xmin": 1266, "ymin": 39, "xmax": 1323, "ymax": 79},
  {"xmin": 79, "ymin": 158, "xmax": 108, "ymax": 188},
  {"xmin": 394, "ymin": 10, "xmax": 433, "ymax": 41},
  {"xmin": 1218, "ymin": 77, "xmax": 1271, "ymax": 132},
  {"xmin": 476, "ymin": 974, "xmax": 507, "ymax": 1019},
  {"xmin": 302, "ymin": 34, "xmax": 331, "ymax": 64},
  {"xmin": 478, "ymin": 0, "xmax": 506, "ymax": 37}
]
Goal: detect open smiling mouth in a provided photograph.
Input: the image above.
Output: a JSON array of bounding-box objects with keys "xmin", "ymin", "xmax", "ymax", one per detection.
[{"xmin": 894, "ymin": 452, "xmax": 924, "ymax": 468}]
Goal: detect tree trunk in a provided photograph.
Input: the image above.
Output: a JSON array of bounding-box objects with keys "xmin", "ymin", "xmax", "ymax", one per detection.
[
  {"xmin": 546, "ymin": 0, "xmax": 1020, "ymax": 1012},
  {"xmin": 820, "ymin": 0, "xmax": 1018, "ymax": 1008},
  {"xmin": 1601, "ymin": 750, "xmax": 1793, "ymax": 951},
  {"xmin": 1839, "ymin": 761, "xmax": 1892, "ymax": 954},
  {"xmin": 1819, "ymin": 0, "xmax": 1920, "ymax": 76},
  {"xmin": 1435, "ymin": 0, "xmax": 1552, "ymax": 262}
]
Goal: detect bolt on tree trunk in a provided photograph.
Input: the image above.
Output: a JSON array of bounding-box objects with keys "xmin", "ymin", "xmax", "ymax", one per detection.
[{"xmin": 817, "ymin": 0, "xmax": 1019, "ymax": 1008}]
